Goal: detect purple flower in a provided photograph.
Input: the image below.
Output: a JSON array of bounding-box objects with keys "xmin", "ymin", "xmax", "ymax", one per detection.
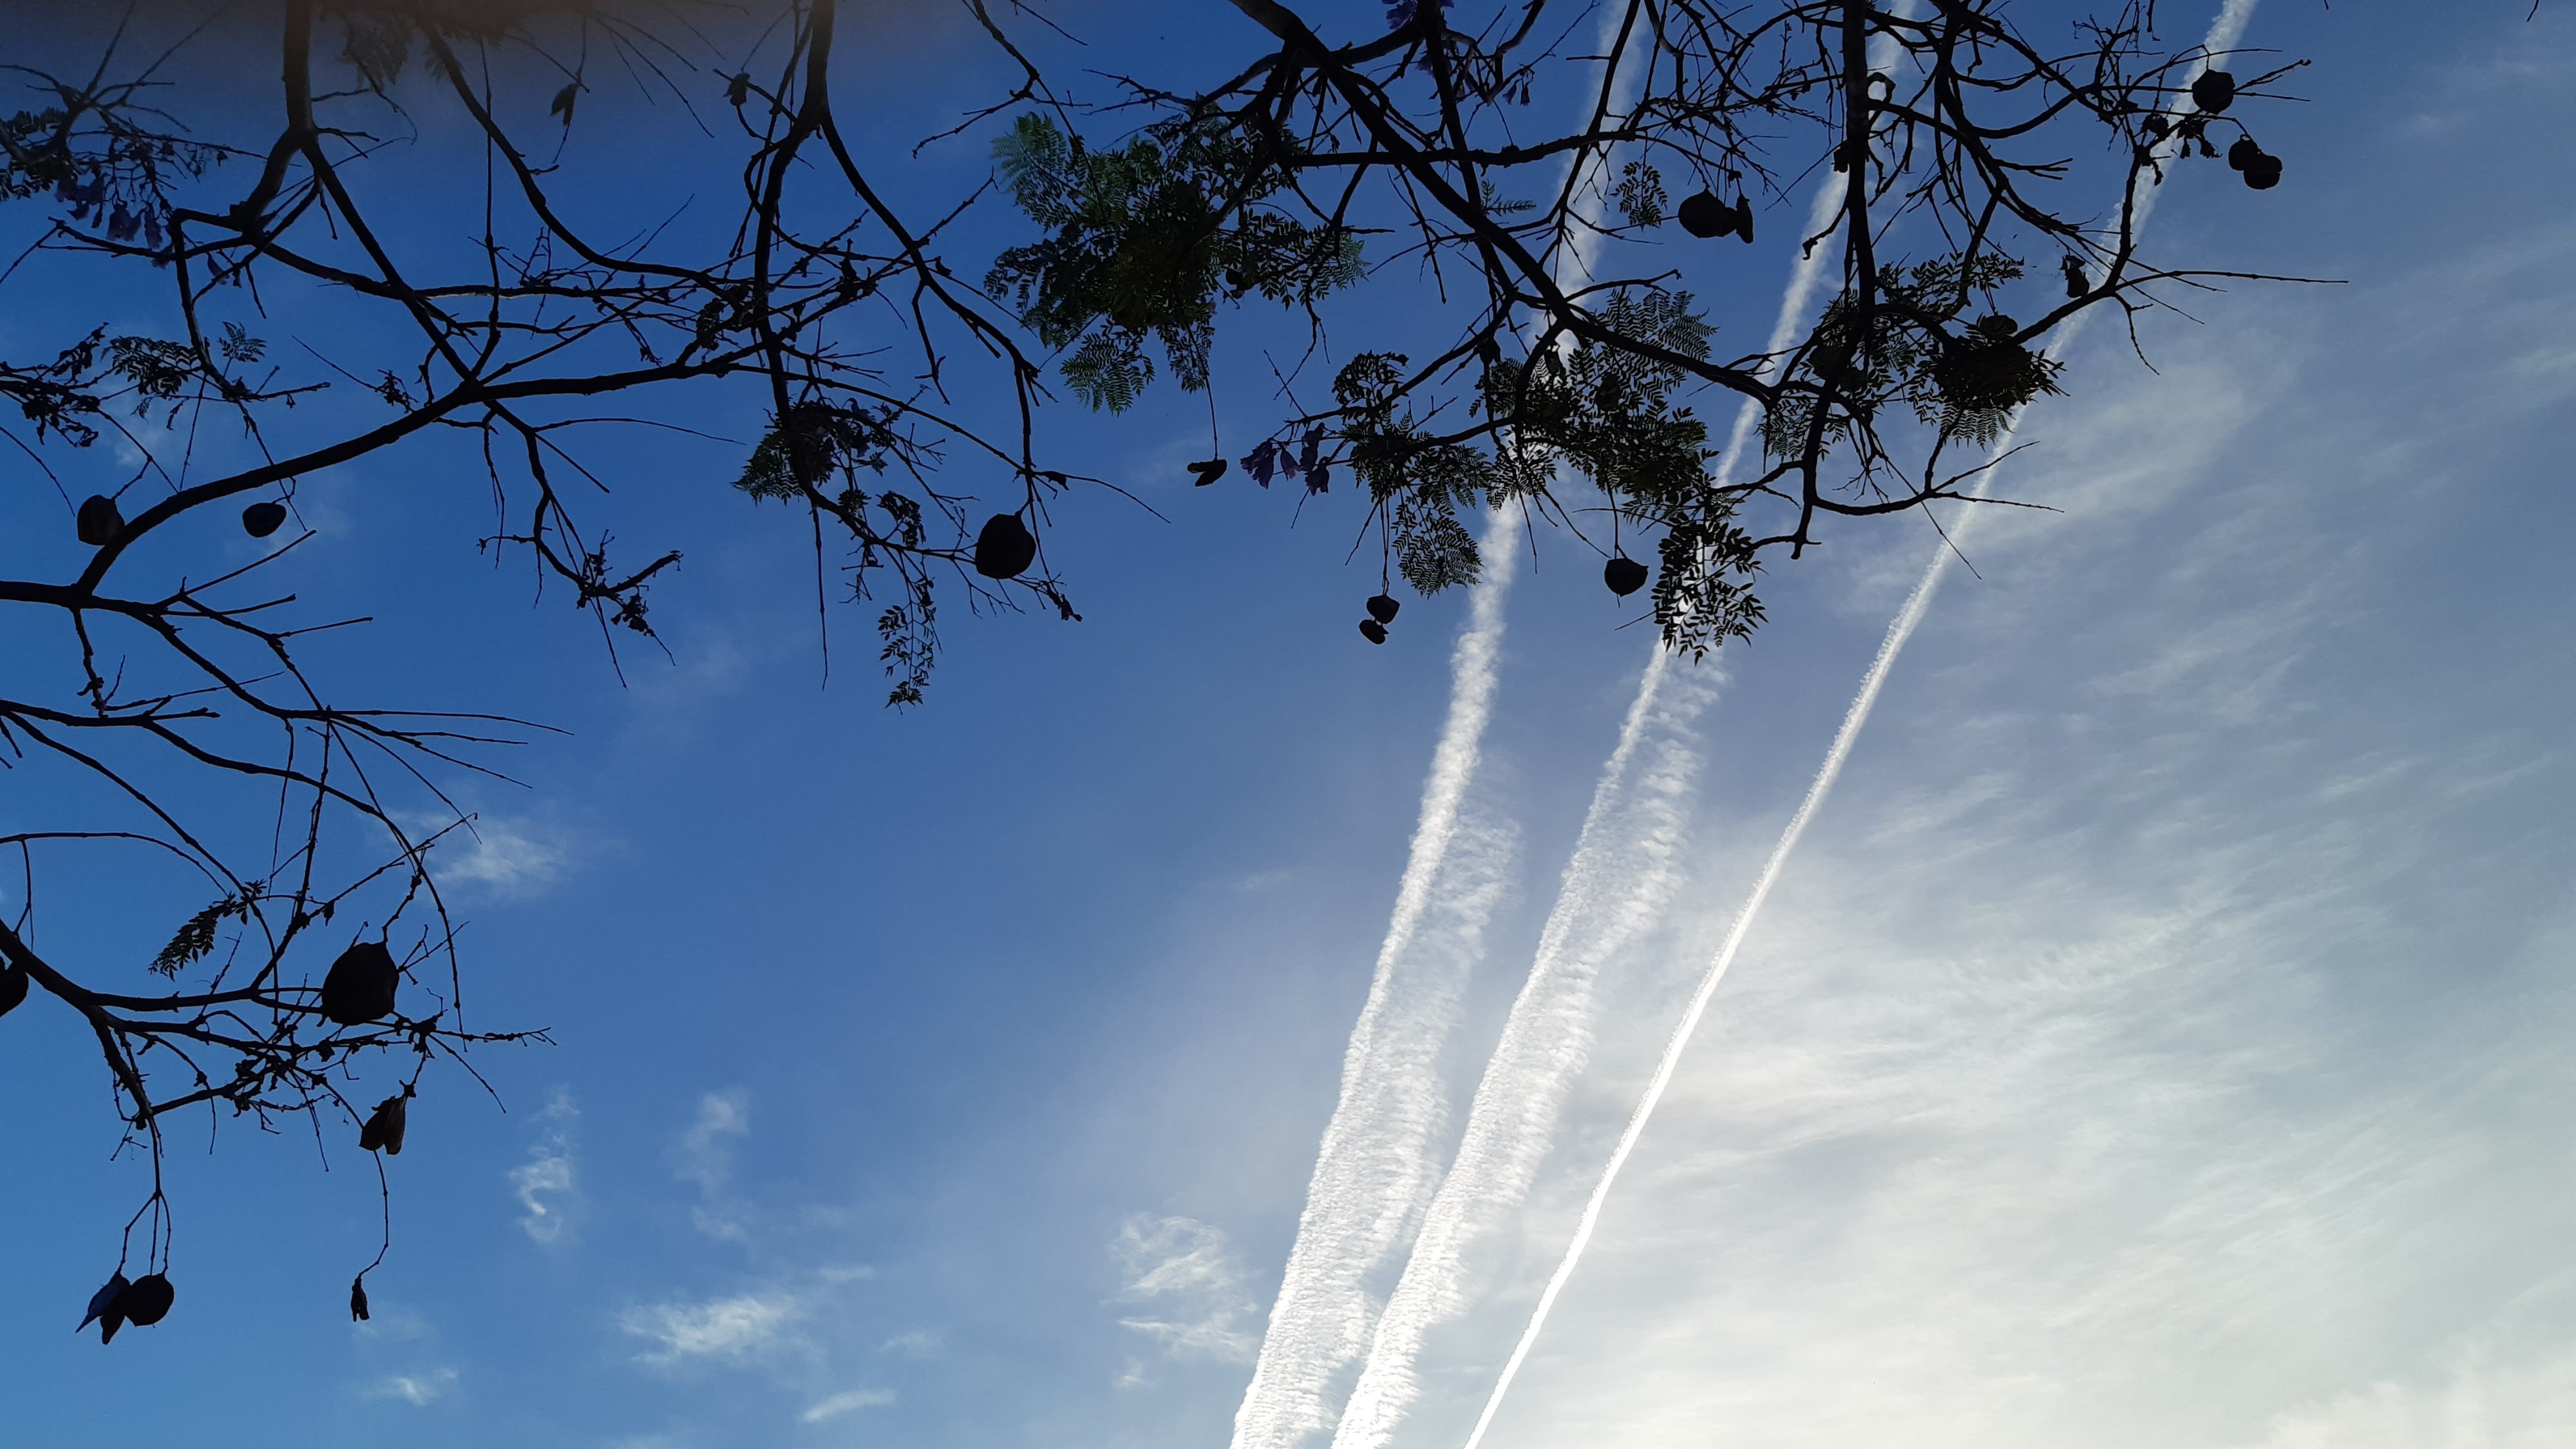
[{"xmin": 1241, "ymin": 439, "xmax": 1278, "ymax": 488}]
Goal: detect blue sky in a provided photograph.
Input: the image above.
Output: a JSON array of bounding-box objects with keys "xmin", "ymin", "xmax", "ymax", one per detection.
[{"xmin": 4, "ymin": 3, "xmax": 2573, "ymax": 1447}]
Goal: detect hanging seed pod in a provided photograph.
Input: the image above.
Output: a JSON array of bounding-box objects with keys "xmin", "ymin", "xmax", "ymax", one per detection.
[
  {"xmin": 80, "ymin": 1273, "xmax": 130, "ymax": 1343},
  {"xmin": 1733, "ymin": 196, "xmax": 1754, "ymax": 244},
  {"xmin": 1188, "ymin": 459, "xmax": 1229, "ymax": 486},
  {"xmin": 2226, "ymin": 135, "xmax": 2261, "ymax": 171},
  {"xmin": 76, "ymin": 495, "xmax": 123, "ymax": 546},
  {"xmin": 972, "ymin": 513, "xmax": 1037, "ymax": 580},
  {"xmin": 359, "ymin": 1093, "xmax": 409, "ymax": 1155},
  {"xmin": 0, "ymin": 963, "xmax": 26, "ymax": 1019},
  {"xmin": 2242, "ymin": 152, "xmax": 2282, "ymax": 190},
  {"xmin": 2191, "ymin": 69, "xmax": 2237, "ymax": 115},
  {"xmin": 2141, "ymin": 113, "xmax": 2170, "ymax": 141},
  {"xmin": 1358, "ymin": 619, "xmax": 1388, "ymax": 645},
  {"xmin": 350, "ymin": 1276, "xmax": 372, "ymax": 1323},
  {"xmin": 1674, "ymin": 190, "xmax": 1736, "ymax": 240},
  {"xmin": 1604, "ymin": 556, "xmax": 1650, "ymax": 598},
  {"xmin": 242, "ymin": 501, "xmax": 288, "ymax": 538},
  {"xmin": 320, "ymin": 941, "xmax": 399, "ymax": 1026},
  {"xmin": 115, "ymin": 1273, "xmax": 175, "ymax": 1328},
  {"xmin": 1365, "ymin": 594, "xmax": 1401, "ymax": 625},
  {"xmin": 2061, "ymin": 255, "xmax": 2088, "ymax": 299}
]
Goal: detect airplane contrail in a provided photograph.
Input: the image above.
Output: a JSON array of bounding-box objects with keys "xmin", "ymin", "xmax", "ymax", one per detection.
[
  {"xmin": 1452, "ymin": 7, "xmax": 2264, "ymax": 1448},
  {"xmin": 1327, "ymin": 135, "xmax": 1861, "ymax": 1449},
  {"xmin": 1232, "ymin": 6, "xmax": 1667, "ymax": 1441},
  {"xmin": 1228, "ymin": 507, "xmax": 1520, "ymax": 1449}
]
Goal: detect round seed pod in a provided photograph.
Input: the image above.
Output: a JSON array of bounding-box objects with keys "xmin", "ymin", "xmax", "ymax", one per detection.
[
  {"xmin": 320, "ymin": 941, "xmax": 399, "ymax": 1026},
  {"xmin": 2191, "ymin": 69, "xmax": 2236, "ymax": 114},
  {"xmin": 76, "ymin": 495, "xmax": 123, "ymax": 546},
  {"xmin": 2242, "ymin": 153, "xmax": 2282, "ymax": 190},
  {"xmin": 1604, "ymin": 555, "xmax": 1650, "ymax": 598},
  {"xmin": 116, "ymin": 1273, "xmax": 175, "ymax": 1328},
  {"xmin": 1188, "ymin": 459, "xmax": 1229, "ymax": 486},
  {"xmin": 972, "ymin": 513, "xmax": 1037, "ymax": 580},
  {"xmin": 2141, "ymin": 113, "xmax": 2170, "ymax": 141},
  {"xmin": 1365, "ymin": 593, "xmax": 1401, "ymax": 625},
  {"xmin": 1674, "ymin": 191, "xmax": 1736, "ymax": 240},
  {"xmin": 0, "ymin": 963, "xmax": 26, "ymax": 1019},
  {"xmin": 1358, "ymin": 619, "xmax": 1388, "ymax": 645},
  {"xmin": 242, "ymin": 501, "xmax": 288, "ymax": 538},
  {"xmin": 359, "ymin": 1093, "xmax": 409, "ymax": 1155},
  {"xmin": 2226, "ymin": 135, "xmax": 2262, "ymax": 171}
]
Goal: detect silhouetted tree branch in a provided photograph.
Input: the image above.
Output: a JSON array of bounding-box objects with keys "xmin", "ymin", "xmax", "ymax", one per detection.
[{"xmin": 0, "ymin": 0, "xmax": 2310, "ymax": 1336}]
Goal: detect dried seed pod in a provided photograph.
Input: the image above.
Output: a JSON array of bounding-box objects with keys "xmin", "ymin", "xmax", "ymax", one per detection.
[
  {"xmin": 76, "ymin": 495, "xmax": 122, "ymax": 546},
  {"xmin": 2061, "ymin": 255, "xmax": 2088, "ymax": 299},
  {"xmin": 1365, "ymin": 593, "xmax": 1401, "ymax": 625},
  {"xmin": 80, "ymin": 1272, "xmax": 130, "ymax": 1343},
  {"xmin": 2141, "ymin": 113, "xmax": 2170, "ymax": 141},
  {"xmin": 2191, "ymin": 69, "xmax": 2236, "ymax": 115},
  {"xmin": 320, "ymin": 941, "xmax": 399, "ymax": 1026},
  {"xmin": 350, "ymin": 1276, "xmax": 372, "ymax": 1322},
  {"xmin": 1674, "ymin": 190, "xmax": 1736, "ymax": 240},
  {"xmin": 242, "ymin": 501, "xmax": 288, "ymax": 538},
  {"xmin": 972, "ymin": 513, "xmax": 1037, "ymax": 580},
  {"xmin": 0, "ymin": 963, "xmax": 26, "ymax": 1019},
  {"xmin": 1604, "ymin": 556, "xmax": 1650, "ymax": 598},
  {"xmin": 359, "ymin": 1093, "xmax": 409, "ymax": 1155},
  {"xmin": 1358, "ymin": 619, "xmax": 1388, "ymax": 645},
  {"xmin": 1733, "ymin": 196, "xmax": 1754, "ymax": 244},
  {"xmin": 2226, "ymin": 135, "xmax": 2262, "ymax": 171},
  {"xmin": 2242, "ymin": 153, "xmax": 2282, "ymax": 190},
  {"xmin": 116, "ymin": 1273, "xmax": 175, "ymax": 1328},
  {"xmin": 1188, "ymin": 459, "xmax": 1229, "ymax": 486}
]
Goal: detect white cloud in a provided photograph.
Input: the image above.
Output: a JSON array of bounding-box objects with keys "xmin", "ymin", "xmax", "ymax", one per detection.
[
  {"xmin": 676, "ymin": 1088, "xmax": 752, "ymax": 1242},
  {"xmin": 1110, "ymin": 1214, "xmax": 1258, "ymax": 1368},
  {"xmin": 879, "ymin": 1328, "xmax": 940, "ymax": 1358},
  {"xmin": 1362, "ymin": 194, "xmax": 2576, "ymax": 1449},
  {"xmin": 365, "ymin": 1368, "xmax": 458, "ymax": 1406},
  {"xmin": 620, "ymin": 1292, "xmax": 803, "ymax": 1368},
  {"xmin": 430, "ymin": 815, "xmax": 572, "ymax": 898},
  {"xmin": 800, "ymin": 1388, "xmax": 897, "ymax": 1424},
  {"xmin": 677, "ymin": 1088, "xmax": 750, "ymax": 1193},
  {"xmin": 509, "ymin": 1090, "xmax": 580, "ymax": 1244},
  {"xmin": 2229, "ymin": 1345, "xmax": 2576, "ymax": 1449}
]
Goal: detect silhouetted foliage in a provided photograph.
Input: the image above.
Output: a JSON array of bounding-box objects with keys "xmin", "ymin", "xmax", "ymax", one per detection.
[{"xmin": 0, "ymin": 0, "xmax": 2310, "ymax": 1332}]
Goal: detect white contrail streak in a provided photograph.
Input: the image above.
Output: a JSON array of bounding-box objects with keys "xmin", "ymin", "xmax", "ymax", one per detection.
[
  {"xmin": 1327, "ymin": 135, "xmax": 1859, "ymax": 1449},
  {"xmin": 1452, "ymin": 8, "xmax": 2262, "ymax": 1449},
  {"xmin": 1229, "ymin": 506, "xmax": 1520, "ymax": 1449},
  {"xmin": 1232, "ymin": 3, "xmax": 1678, "ymax": 1440}
]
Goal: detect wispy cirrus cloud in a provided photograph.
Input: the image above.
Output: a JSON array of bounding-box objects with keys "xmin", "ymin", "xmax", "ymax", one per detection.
[
  {"xmin": 801, "ymin": 1388, "xmax": 897, "ymax": 1423},
  {"xmin": 365, "ymin": 1368, "xmax": 459, "ymax": 1406},
  {"xmin": 508, "ymin": 1090, "xmax": 581, "ymax": 1244},
  {"xmin": 421, "ymin": 813, "xmax": 577, "ymax": 899},
  {"xmin": 619, "ymin": 1291, "xmax": 805, "ymax": 1368},
  {"xmin": 674, "ymin": 1088, "xmax": 752, "ymax": 1242},
  {"xmin": 1112, "ymin": 1214, "xmax": 1260, "ymax": 1372}
]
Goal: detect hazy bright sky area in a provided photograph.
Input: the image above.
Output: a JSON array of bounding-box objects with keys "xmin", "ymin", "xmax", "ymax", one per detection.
[{"xmin": 3, "ymin": 3, "xmax": 2573, "ymax": 1448}]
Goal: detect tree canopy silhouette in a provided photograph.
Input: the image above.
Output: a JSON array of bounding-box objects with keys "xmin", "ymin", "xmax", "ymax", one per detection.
[{"xmin": 0, "ymin": 0, "xmax": 2308, "ymax": 1334}]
